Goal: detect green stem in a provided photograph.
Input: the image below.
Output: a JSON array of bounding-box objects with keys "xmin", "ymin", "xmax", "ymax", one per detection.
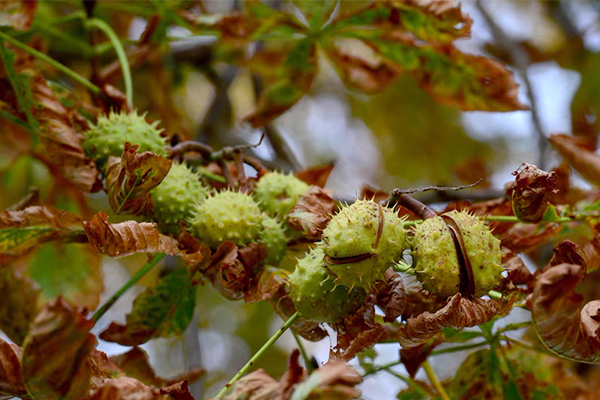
[
  {"xmin": 198, "ymin": 168, "xmax": 227, "ymax": 183},
  {"xmin": 422, "ymin": 360, "xmax": 451, "ymax": 400},
  {"xmin": 430, "ymin": 341, "xmax": 488, "ymax": 356},
  {"xmin": 292, "ymin": 330, "xmax": 314, "ymax": 374},
  {"xmin": 0, "ymin": 30, "xmax": 102, "ymax": 95},
  {"xmin": 484, "ymin": 215, "xmax": 575, "ymax": 223},
  {"xmin": 487, "ymin": 290, "xmax": 502, "ymax": 299},
  {"xmin": 214, "ymin": 312, "xmax": 300, "ymax": 400},
  {"xmin": 85, "ymin": 18, "xmax": 133, "ymax": 109},
  {"xmin": 362, "ymin": 360, "xmax": 402, "ymax": 377},
  {"xmin": 91, "ymin": 253, "xmax": 165, "ymax": 322},
  {"xmin": 499, "ymin": 336, "xmax": 548, "ymax": 354}
]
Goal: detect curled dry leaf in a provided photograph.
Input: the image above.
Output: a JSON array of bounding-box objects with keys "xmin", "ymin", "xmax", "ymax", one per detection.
[
  {"xmin": 201, "ymin": 241, "xmax": 267, "ymax": 301},
  {"xmin": 500, "ymin": 222, "xmax": 562, "ymax": 253},
  {"xmin": 398, "ymin": 293, "xmax": 514, "ymax": 348},
  {"xmin": 84, "ymin": 211, "xmax": 207, "ymax": 265},
  {"xmin": 0, "ymin": 205, "xmax": 86, "ymax": 261},
  {"xmin": 400, "ymin": 340, "xmax": 441, "ymax": 378},
  {"xmin": 0, "ymin": 43, "xmax": 98, "ymax": 191},
  {"xmin": 106, "ymin": 143, "xmax": 172, "ymax": 215},
  {"xmin": 221, "ymin": 368, "xmax": 280, "ymax": 400},
  {"xmin": 530, "ymin": 262, "xmax": 600, "ymax": 362},
  {"xmin": 331, "ymin": 295, "xmax": 385, "ymax": 361},
  {"xmin": 511, "ymin": 163, "xmax": 557, "ymax": 223},
  {"xmin": 292, "ymin": 360, "xmax": 362, "ymax": 400},
  {"xmin": 548, "ymin": 239, "xmax": 586, "ymax": 269},
  {"xmin": 287, "ymin": 186, "xmax": 335, "ymax": 239},
  {"xmin": 375, "ymin": 269, "xmax": 406, "ymax": 323},
  {"xmin": 550, "ymin": 134, "xmax": 600, "ymax": 187},
  {"xmin": 22, "ymin": 297, "xmax": 96, "ymax": 400},
  {"xmin": 159, "ymin": 380, "xmax": 195, "ymax": 400},
  {"xmin": 502, "ymin": 248, "xmax": 533, "ymax": 286},
  {"xmin": 244, "ymin": 266, "xmax": 289, "ymax": 304},
  {"xmin": 582, "ymin": 230, "xmax": 600, "ymax": 273},
  {"xmin": 0, "ymin": 267, "xmax": 40, "ymax": 345},
  {"xmin": 0, "ymin": 337, "xmax": 26, "ymax": 399},
  {"xmin": 100, "ymin": 267, "xmax": 197, "ymax": 346}
]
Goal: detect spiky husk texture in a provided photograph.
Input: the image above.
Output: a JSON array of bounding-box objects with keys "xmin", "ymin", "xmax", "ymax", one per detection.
[
  {"xmin": 411, "ymin": 210, "xmax": 503, "ymax": 298},
  {"xmin": 258, "ymin": 215, "xmax": 288, "ymax": 264},
  {"xmin": 151, "ymin": 163, "xmax": 209, "ymax": 226},
  {"xmin": 321, "ymin": 199, "xmax": 406, "ymax": 289},
  {"xmin": 189, "ymin": 190, "xmax": 263, "ymax": 248},
  {"xmin": 83, "ymin": 111, "xmax": 167, "ymax": 164},
  {"xmin": 289, "ymin": 246, "xmax": 367, "ymax": 323},
  {"xmin": 253, "ymin": 171, "xmax": 310, "ymax": 218}
]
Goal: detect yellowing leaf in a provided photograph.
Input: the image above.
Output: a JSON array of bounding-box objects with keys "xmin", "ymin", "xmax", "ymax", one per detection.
[
  {"xmin": 0, "ymin": 206, "xmax": 86, "ymax": 262},
  {"xmin": 99, "ymin": 267, "xmax": 197, "ymax": 346},
  {"xmin": 106, "ymin": 143, "xmax": 172, "ymax": 215},
  {"xmin": 0, "ymin": 267, "xmax": 39, "ymax": 345},
  {"xmin": 22, "ymin": 298, "xmax": 96, "ymax": 400}
]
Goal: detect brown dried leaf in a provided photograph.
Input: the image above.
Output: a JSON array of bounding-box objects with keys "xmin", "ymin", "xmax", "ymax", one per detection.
[
  {"xmin": 511, "ymin": 163, "xmax": 557, "ymax": 223},
  {"xmin": 1, "ymin": 43, "xmax": 99, "ymax": 191},
  {"xmin": 221, "ymin": 369, "xmax": 280, "ymax": 400},
  {"xmin": 400, "ymin": 340, "xmax": 440, "ymax": 378},
  {"xmin": 549, "ymin": 239, "xmax": 586, "ymax": 269},
  {"xmin": 530, "ymin": 263, "xmax": 600, "ymax": 362},
  {"xmin": 0, "ymin": 205, "xmax": 86, "ymax": 261},
  {"xmin": 0, "ymin": 338, "xmax": 26, "ymax": 399},
  {"xmin": 88, "ymin": 377, "xmax": 161, "ymax": 400},
  {"xmin": 295, "ymin": 360, "xmax": 362, "ymax": 400},
  {"xmin": 84, "ymin": 212, "xmax": 208, "ymax": 264},
  {"xmin": 0, "ymin": 0, "xmax": 37, "ymax": 31},
  {"xmin": 583, "ymin": 234, "xmax": 600, "ymax": 273},
  {"xmin": 550, "ymin": 134, "xmax": 600, "ymax": 187},
  {"xmin": 245, "ymin": 266, "xmax": 288, "ymax": 304},
  {"xmin": 160, "ymin": 381, "xmax": 194, "ymax": 400},
  {"xmin": 287, "ymin": 186, "xmax": 335, "ymax": 239},
  {"xmin": 89, "ymin": 349, "xmax": 126, "ymax": 392},
  {"xmin": 106, "ymin": 143, "xmax": 172, "ymax": 215},
  {"xmin": 500, "ymin": 222, "xmax": 562, "ymax": 253},
  {"xmin": 296, "ymin": 164, "xmax": 334, "ymax": 188},
  {"xmin": 502, "ymin": 248, "xmax": 533, "ymax": 286},
  {"xmin": 331, "ymin": 295, "xmax": 384, "ymax": 361},
  {"xmin": 0, "ymin": 267, "xmax": 40, "ymax": 345},
  {"xmin": 398, "ymin": 293, "xmax": 514, "ymax": 348},
  {"xmin": 375, "ymin": 269, "xmax": 406, "ymax": 323},
  {"xmin": 202, "ymin": 241, "xmax": 267, "ymax": 301},
  {"xmin": 22, "ymin": 298, "xmax": 96, "ymax": 400},
  {"xmin": 109, "ymin": 347, "xmax": 162, "ymax": 388}
]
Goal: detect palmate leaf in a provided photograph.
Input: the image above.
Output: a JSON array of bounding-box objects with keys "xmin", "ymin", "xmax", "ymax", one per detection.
[
  {"xmin": 189, "ymin": 0, "xmax": 525, "ymax": 128},
  {"xmin": 99, "ymin": 267, "xmax": 197, "ymax": 346}
]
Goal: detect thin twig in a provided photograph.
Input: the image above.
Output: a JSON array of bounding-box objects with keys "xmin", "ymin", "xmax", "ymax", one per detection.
[
  {"xmin": 7, "ymin": 187, "xmax": 39, "ymax": 211},
  {"xmin": 214, "ymin": 312, "xmax": 300, "ymax": 400},
  {"xmin": 169, "ymin": 140, "xmax": 213, "ymax": 160}
]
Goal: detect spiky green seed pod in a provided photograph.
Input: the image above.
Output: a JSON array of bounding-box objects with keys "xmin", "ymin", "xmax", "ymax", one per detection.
[
  {"xmin": 290, "ymin": 246, "xmax": 367, "ymax": 323},
  {"xmin": 189, "ymin": 190, "xmax": 263, "ymax": 248},
  {"xmin": 83, "ymin": 111, "xmax": 167, "ymax": 165},
  {"xmin": 257, "ymin": 215, "xmax": 288, "ymax": 264},
  {"xmin": 411, "ymin": 210, "xmax": 503, "ymax": 298},
  {"xmin": 321, "ymin": 199, "xmax": 406, "ymax": 289},
  {"xmin": 253, "ymin": 171, "xmax": 310, "ymax": 218},
  {"xmin": 151, "ymin": 163, "xmax": 209, "ymax": 227}
]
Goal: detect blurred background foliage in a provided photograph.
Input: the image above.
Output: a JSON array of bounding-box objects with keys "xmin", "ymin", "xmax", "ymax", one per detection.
[{"xmin": 2, "ymin": 0, "xmax": 600, "ymax": 398}]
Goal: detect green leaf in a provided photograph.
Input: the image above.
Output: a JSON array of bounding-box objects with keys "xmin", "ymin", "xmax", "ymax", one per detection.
[
  {"xmin": 541, "ymin": 205, "xmax": 561, "ymax": 222},
  {"xmin": 27, "ymin": 242, "xmax": 103, "ymax": 311},
  {"xmin": 99, "ymin": 267, "xmax": 197, "ymax": 346},
  {"xmin": 0, "ymin": 267, "xmax": 40, "ymax": 345},
  {"xmin": 292, "ymin": 0, "xmax": 338, "ymax": 31}
]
